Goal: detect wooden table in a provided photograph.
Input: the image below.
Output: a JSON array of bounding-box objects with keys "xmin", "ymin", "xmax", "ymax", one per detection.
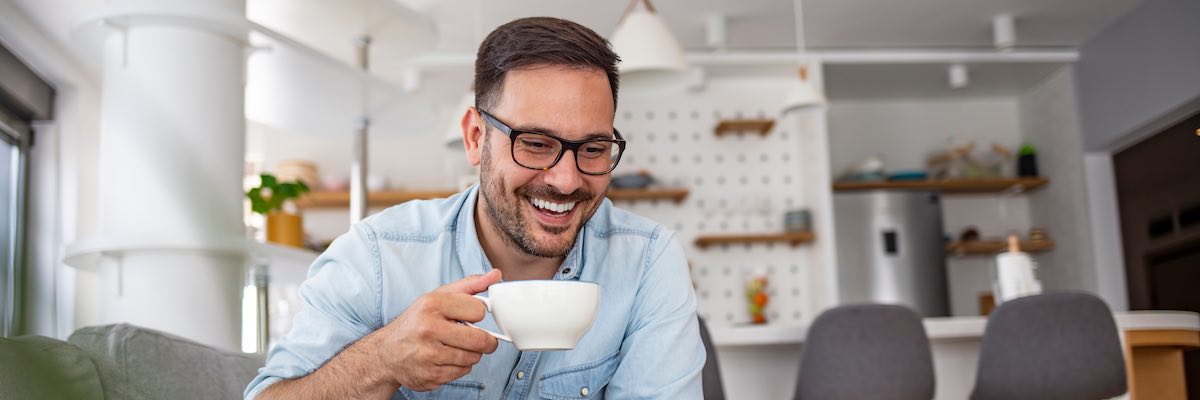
[{"xmin": 1123, "ymin": 313, "xmax": 1200, "ymax": 400}]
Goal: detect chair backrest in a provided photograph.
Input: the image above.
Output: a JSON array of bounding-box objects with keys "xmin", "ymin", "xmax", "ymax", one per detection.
[
  {"xmin": 0, "ymin": 335, "xmax": 104, "ymax": 400},
  {"xmin": 68, "ymin": 323, "xmax": 266, "ymax": 400},
  {"xmin": 971, "ymin": 292, "xmax": 1126, "ymax": 400},
  {"xmin": 795, "ymin": 304, "xmax": 935, "ymax": 400},
  {"xmin": 698, "ymin": 317, "xmax": 725, "ymax": 399}
]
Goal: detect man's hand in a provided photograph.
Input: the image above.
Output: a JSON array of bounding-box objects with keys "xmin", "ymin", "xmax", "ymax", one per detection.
[
  {"xmin": 257, "ymin": 269, "xmax": 504, "ymax": 400},
  {"xmin": 370, "ymin": 269, "xmax": 503, "ymax": 391}
]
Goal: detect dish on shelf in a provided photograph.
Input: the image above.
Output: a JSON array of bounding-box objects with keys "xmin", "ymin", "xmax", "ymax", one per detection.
[{"xmin": 611, "ymin": 172, "xmax": 655, "ymax": 189}]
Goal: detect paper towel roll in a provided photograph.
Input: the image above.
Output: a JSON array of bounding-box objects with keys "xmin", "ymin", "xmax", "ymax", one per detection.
[{"xmin": 994, "ymin": 236, "xmax": 1042, "ymax": 303}]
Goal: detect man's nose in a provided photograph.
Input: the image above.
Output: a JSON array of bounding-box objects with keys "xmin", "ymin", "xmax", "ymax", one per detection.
[{"xmin": 542, "ymin": 150, "xmax": 584, "ymax": 194}]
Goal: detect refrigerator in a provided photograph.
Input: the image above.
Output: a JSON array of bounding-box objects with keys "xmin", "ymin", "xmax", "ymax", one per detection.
[{"xmin": 833, "ymin": 190, "xmax": 949, "ymax": 317}]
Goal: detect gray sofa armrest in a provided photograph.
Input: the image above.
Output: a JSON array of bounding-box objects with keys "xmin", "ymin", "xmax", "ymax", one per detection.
[
  {"xmin": 0, "ymin": 335, "xmax": 105, "ymax": 400},
  {"xmin": 69, "ymin": 323, "xmax": 266, "ymax": 400}
]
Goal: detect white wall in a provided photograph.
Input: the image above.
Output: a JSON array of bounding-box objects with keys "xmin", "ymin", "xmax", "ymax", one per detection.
[
  {"xmin": 828, "ymin": 97, "xmax": 1035, "ymax": 316},
  {"xmin": 828, "ymin": 98, "xmax": 1023, "ymax": 175},
  {"xmin": 1083, "ymin": 153, "xmax": 1128, "ymax": 311},
  {"xmin": 1075, "ymin": 0, "xmax": 1200, "ymax": 151},
  {"xmin": 1017, "ymin": 66, "xmax": 1106, "ymax": 303}
]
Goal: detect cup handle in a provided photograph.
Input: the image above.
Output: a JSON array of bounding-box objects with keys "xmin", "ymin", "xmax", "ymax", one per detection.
[{"xmin": 465, "ymin": 295, "xmax": 512, "ymax": 343}]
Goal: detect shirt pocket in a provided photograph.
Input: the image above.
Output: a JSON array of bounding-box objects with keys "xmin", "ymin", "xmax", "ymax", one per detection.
[
  {"xmin": 537, "ymin": 352, "xmax": 621, "ymax": 400},
  {"xmin": 398, "ymin": 380, "xmax": 484, "ymax": 400}
]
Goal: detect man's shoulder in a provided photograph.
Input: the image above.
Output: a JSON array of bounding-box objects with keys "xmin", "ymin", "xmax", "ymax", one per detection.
[{"xmin": 359, "ymin": 189, "xmax": 470, "ymax": 239}]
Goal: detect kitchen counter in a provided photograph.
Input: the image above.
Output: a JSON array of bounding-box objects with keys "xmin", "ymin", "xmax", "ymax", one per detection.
[
  {"xmin": 709, "ymin": 311, "xmax": 1200, "ymax": 346},
  {"xmin": 708, "ymin": 311, "xmax": 1200, "ymax": 400}
]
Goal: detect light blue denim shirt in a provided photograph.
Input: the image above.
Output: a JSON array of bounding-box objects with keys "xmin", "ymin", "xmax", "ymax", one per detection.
[{"xmin": 245, "ymin": 184, "xmax": 704, "ymax": 399}]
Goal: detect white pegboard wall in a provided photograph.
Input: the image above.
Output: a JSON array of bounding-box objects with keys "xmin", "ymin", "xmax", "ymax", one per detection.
[{"xmin": 613, "ymin": 78, "xmax": 836, "ymax": 326}]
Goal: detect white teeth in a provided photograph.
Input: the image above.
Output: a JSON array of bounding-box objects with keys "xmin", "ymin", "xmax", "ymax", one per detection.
[{"xmin": 530, "ymin": 197, "xmax": 577, "ymax": 214}]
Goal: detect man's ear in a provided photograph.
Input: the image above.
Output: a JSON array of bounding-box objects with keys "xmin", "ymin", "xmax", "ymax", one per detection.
[{"xmin": 462, "ymin": 107, "xmax": 485, "ymax": 166}]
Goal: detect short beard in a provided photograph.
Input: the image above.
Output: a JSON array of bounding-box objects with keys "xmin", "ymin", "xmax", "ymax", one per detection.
[{"xmin": 478, "ymin": 136, "xmax": 599, "ymax": 258}]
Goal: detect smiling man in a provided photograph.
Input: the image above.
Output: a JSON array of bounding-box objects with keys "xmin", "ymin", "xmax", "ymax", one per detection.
[{"xmin": 245, "ymin": 17, "xmax": 704, "ymax": 400}]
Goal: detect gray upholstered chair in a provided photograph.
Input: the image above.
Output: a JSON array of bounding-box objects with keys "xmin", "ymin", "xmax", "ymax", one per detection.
[
  {"xmin": 68, "ymin": 323, "xmax": 266, "ymax": 400},
  {"xmin": 0, "ymin": 323, "xmax": 265, "ymax": 400},
  {"xmin": 698, "ymin": 317, "xmax": 725, "ymax": 399},
  {"xmin": 794, "ymin": 304, "xmax": 935, "ymax": 400},
  {"xmin": 970, "ymin": 292, "xmax": 1126, "ymax": 400}
]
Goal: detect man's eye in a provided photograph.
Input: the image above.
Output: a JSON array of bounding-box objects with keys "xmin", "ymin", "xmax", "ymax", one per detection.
[
  {"xmin": 521, "ymin": 139, "xmax": 551, "ymax": 148},
  {"xmin": 581, "ymin": 143, "xmax": 610, "ymax": 156}
]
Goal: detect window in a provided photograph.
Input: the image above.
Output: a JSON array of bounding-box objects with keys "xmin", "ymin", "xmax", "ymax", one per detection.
[
  {"xmin": 0, "ymin": 42, "xmax": 51, "ymax": 337},
  {"xmin": 0, "ymin": 110, "xmax": 29, "ymax": 337}
]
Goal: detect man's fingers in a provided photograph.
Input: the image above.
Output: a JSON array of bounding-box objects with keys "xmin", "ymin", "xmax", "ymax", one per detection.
[
  {"xmin": 437, "ymin": 293, "xmax": 488, "ymax": 322},
  {"xmin": 440, "ymin": 321, "xmax": 500, "ymax": 354},
  {"xmin": 433, "ymin": 344, "xmax": 485, "ymax": 367},
  {"xmin": 434, "ymin": 269, "xmax": 502, "ymax": 295}
]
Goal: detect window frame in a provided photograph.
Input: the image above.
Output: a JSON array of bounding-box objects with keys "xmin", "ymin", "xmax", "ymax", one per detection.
[{"xmin": 0, "ymin": 112, "xmax": 29, "ymax": 338}]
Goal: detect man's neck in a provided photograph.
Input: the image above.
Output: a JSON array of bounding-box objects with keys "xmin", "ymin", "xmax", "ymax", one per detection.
[{"xmin": 474, "ymin": 198, "xmax": 563, "ymax": 281}]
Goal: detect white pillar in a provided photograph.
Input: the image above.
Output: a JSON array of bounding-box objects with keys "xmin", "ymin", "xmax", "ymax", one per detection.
[{"xmin": 78, "ymin": 0, "xmax": 248, "ymax": 350}]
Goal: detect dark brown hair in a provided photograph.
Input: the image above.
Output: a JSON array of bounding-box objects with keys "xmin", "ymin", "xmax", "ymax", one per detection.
[{"xmin": 474, "ymin": 17, "xmax": 620, "ymax": 112}]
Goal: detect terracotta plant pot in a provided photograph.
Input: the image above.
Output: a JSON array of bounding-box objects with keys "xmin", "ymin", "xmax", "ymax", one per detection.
[{"xmin": 266, "ymin": 211, "xmax": 304, "ymax": 248}]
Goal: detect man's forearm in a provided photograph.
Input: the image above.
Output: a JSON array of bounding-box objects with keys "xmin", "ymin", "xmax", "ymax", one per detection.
[{"xmin": 256, "ymin": 332, "xmax": 396, "ymax": 400}]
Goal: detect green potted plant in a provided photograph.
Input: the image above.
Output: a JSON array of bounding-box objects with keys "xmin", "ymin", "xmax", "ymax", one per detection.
[{"xmin": 246, "ymin": 173, "xmax": 310, "ymax": 247}]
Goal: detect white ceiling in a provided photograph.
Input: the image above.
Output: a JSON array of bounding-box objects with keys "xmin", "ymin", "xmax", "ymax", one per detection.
[
  {"xmin": 419, "ymin": 0, "xmax": 1145, "ymax": 52},
  {"xmin": 12, "ymin": 0, "xmax": 1146, "ymax": 61},
  {"xmin": 7, "ymin": 0, "xmax": 1147, "ymax": 134},
  {"xmin": 800, "ymin": 0, "xmax": 1144, "ymax": 49}
]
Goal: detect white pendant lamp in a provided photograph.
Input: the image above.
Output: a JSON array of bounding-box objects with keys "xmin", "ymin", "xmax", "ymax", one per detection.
[
  {"xmin": 781, "ymin": 65, "xmax": 825, "ymax": 113},
  {"xmin": 781, "ymin": 0, "xmax": 825, "ymax": 114},
  {"xmin": 609, "ymin": 0, "xmax": 689, "ymax": 88}
]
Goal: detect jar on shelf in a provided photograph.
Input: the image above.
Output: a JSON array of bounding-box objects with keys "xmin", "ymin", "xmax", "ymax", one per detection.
[{"xmin": 743, "ymin": 266, "xmax": 770, "ymax": 324}]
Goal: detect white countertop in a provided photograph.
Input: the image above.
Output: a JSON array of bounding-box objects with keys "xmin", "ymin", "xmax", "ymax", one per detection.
[{"xmin": 709, "ymin": 311, "xmax": 1200, "ymax": 347}]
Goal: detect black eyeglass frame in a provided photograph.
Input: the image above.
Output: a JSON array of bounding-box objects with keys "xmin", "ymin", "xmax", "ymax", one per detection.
[{"xmin": 477, "ymin": 108, "xmax": 627, "ymax": 175}]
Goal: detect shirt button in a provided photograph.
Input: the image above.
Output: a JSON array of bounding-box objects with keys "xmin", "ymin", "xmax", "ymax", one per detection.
[
  {"xmin": 581, "ymin": 387, "xmax": 590, "ymax": 396},
  {"xmin": 516, "ymin": 371, "xmax": 525, "ymax": 380},
  {"xmin": 562, "ymin": 268, "xmax": 572, "ymax": 275}
]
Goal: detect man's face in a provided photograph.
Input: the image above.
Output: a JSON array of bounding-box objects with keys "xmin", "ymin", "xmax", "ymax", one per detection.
[{"xmin": 469, "ymin": 66, "xmax": 615, "ymax": 258}]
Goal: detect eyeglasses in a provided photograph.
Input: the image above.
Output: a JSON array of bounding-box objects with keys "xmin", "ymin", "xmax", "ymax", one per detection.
[{"xmin": 478, "ymin": 109, "xmax": 626, "ymax": 175}]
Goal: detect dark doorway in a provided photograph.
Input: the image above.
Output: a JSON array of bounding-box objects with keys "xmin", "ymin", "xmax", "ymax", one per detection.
[{"xmin": 1113, "ymin": 110, "xmax": 1200, "ymax": 399}]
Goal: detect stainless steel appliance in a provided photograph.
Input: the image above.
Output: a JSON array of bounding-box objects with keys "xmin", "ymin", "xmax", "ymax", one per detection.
[{"xmin": 834, "ymin": 190, "xmax": 949, "ymax": 317}]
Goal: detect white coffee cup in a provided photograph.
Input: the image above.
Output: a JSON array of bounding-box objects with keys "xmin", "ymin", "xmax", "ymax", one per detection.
[{"xmin": 468, "ymin": 280, "xmax": 600, "ymax": 351}]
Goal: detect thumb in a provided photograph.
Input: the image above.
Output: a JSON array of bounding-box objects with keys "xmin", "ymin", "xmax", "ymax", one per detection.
[{"xmin": 435, "ymin": 268, "xmax": 502, "ymax": 295}]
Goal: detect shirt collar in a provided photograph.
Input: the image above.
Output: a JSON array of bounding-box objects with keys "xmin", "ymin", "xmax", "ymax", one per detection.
[
  {"xmin": 453, "ymin": 183, "xmax": 589, "ymax": 281},
  {"xmin": 454, "ymin": 184, "xmax": 488, "ymax": 278}
]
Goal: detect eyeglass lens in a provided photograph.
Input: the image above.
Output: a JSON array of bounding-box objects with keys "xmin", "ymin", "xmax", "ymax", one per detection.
[{"xmin": 512, "ymin": 132, "xmax": 620, "ymax": 174}]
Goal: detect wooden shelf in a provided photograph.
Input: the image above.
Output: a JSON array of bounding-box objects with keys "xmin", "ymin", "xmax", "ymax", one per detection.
[
  {"xmin": 607, "ymin": 188, "xmax": 689, "ymax": 203},
  {"xmin": 945, "ymin": 240, "xmax": 1056, "ymax": 255},
  {"xmin": 298, "ymin": 188, "xmax": 691, "ymax": 209},
  {"xmin": 695, "ymin": 232, "xmax": 814, "ymax": 249},
  {"xmin": 715, "ymin": 119, "xmax": 775, "ymax": 136},
  {"xmin": 297, "ymin": 189, "xmax": 458, "ymax": 209},
  {"xmin": 832, "ymin": 177, "xmax": 1049, "ymax": 194}
]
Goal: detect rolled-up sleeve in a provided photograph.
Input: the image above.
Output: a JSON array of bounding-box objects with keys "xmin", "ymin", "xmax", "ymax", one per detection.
[
  {"xmin": 244, "ymin": 222, "xmax": 384, "ymax": 399},
  {"xmin": 606, "ymin": 231, "xmax": 705, "ymax": 398}
]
